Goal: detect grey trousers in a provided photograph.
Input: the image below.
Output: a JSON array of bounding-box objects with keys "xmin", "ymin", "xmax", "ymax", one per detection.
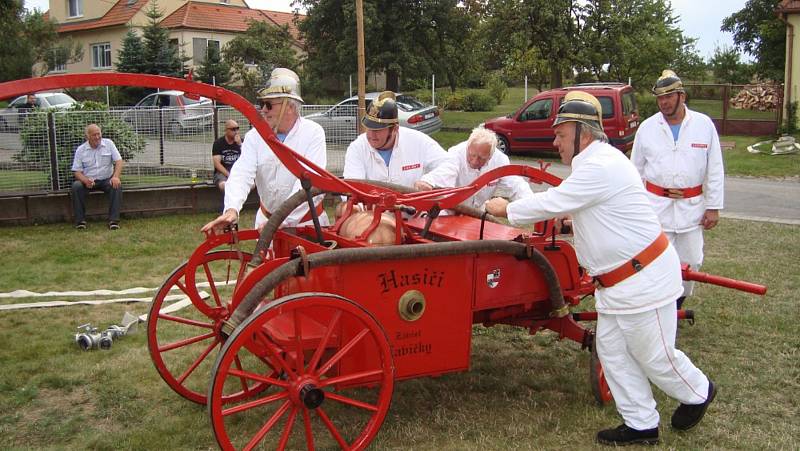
[{"xmin": 71, "ymin": 179, "xmax": 122, "ymax": 224}]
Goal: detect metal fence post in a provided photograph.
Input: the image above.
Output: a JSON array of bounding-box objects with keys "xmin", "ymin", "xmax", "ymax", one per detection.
[
  {"xmin": 213, "ymin": 105, "xmax": 219, "ymax": 141},
  {"xmin": 46, "ymin": 112, "xmax": 59, "ymax": 191},
  {"xmin": 721, "ymin": 84, "xmax": 730, "ymax": 135},
  {"xmin": 158, "ymin": 108, "xmax": 165, "ymax": 166}
]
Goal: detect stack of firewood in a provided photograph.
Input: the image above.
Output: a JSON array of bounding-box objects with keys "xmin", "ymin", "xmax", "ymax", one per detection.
[{"xmin": 729, "ymin": 85, "xmax": 779, "ymax": 111}]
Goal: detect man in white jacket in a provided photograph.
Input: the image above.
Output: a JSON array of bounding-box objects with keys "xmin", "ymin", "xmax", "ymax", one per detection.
[
  {"xmin": 414, "ymin": 127, "xmax": 532, "ymax": 208},
  {"xmin": 631, "ymin": 70, "xmax": 724, "ymax": 309},
  {"xmin": 202, "ymin": 68, "xmax": 328, "ymax": 233},
  {"xmin": 342, "ymin": 91, "xmax": 448, "ymax": 188},
  {"xmin": 486, "ymin": 91, "xmax": 715, "ymax": 447}
]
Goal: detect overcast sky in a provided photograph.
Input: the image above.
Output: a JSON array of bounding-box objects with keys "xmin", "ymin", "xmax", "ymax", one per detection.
[{"xmin": 24, "ymin": 0, "xmax": 751, "ymax": 61}]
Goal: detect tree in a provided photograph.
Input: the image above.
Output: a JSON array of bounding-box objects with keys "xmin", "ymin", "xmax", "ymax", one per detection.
[
  {"xmin": 0, "ymin": 2, "xmax": 82, "ymax": 81},
  {"xmin": 405, "ymin": 0, "xmax": 484, "ymax": 91},
  {"xmin": 576, "ymin": 0, "xmax": 703, "ymax": 89},
  {"xmin": 710, "ymin": 45, "xmax": 753, "ymax": 84},
  {"xmin": 721, "ymin": 0, "xmax": 785, "ymax": 81},
  {"xmin": 141, "ymin": 0, "xmax": 185, "ymax": 77},
  {"xmin": 484, "ymin": 0, "xmax": 579, "ymax": 89},
  {"xmin": 223, "ymin": 20, "xmax": 298, "ymax": 99},
  {"xmin": 196, "ymin": 45, "xmax": 231, "ymax": 86},
  {"xmin": 297, "ymin": 0, "xmax": 438, "ymax": 92},
  {"xmin": 116, "ymin": 27, "xmax": 147, "ymax": 74}
]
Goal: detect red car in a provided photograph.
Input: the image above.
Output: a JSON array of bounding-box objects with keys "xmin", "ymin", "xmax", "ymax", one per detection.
[{"xmin": 483, "ymin": 83, "xmax": 639, "ymax": 154}]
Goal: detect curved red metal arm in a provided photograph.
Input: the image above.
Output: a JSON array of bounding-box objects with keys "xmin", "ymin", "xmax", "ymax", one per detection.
[{"xmin": 0, "ymin": 74, "xmax": 562, "ymax": 211}]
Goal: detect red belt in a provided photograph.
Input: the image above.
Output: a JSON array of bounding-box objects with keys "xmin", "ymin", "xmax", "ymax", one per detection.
[
  {"xmin": 593, "ymin": 232, "xmax": 669, "ymax": 288},
  {"xmin": 646, "ymin": 181, "xmax": 703, "ymax": 199},
  {"xmin": 260, "ymin": 201, "xmax": 324, "ymax": 223}
]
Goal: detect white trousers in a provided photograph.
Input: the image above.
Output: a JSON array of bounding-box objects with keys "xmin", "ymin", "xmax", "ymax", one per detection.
[
  {"xmin": 665, "ymin": 229, "xmax": 704, "ymax": 297},
  {"xmin": 597, "ymin": 302, "xmax": 710, "ymax": 430}
]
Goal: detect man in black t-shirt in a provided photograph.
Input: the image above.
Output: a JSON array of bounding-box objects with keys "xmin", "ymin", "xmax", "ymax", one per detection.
[{"xmin": 212, "ymin": 119, "xmax": 242, "ymax": 191}]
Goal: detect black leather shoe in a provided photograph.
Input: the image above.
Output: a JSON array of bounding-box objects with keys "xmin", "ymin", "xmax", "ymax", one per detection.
[
  {"xmin": 672, "ymin": 380, "xmax": 716, "ymax": 431},
  {"xmin": 596, "ymin": 424, "xmax": 659, "ymax": 446}
]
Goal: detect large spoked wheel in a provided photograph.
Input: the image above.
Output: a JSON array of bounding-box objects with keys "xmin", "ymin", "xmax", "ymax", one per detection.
[
  {"xmin": 148, "ymin": 250, "xmax": 256, "ymax": 404},
  {"xmin": 209, "ymin": 293, "xmax": 394, "ymax": 451},
  {"xmin": 590, "ymin": 337, "xmax": 613, "ymax": 405}
]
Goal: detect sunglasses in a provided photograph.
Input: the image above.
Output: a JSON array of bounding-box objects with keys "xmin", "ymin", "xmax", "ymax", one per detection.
[
  {"xmin": 226, "ymin": 127, "xmax": 239, "ymax": 131},
  {"xmin": 259, "ymin": 99, "xmax": 285, "ymax": 110}
]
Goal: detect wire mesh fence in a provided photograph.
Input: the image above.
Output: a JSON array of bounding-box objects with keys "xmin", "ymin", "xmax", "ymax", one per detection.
[{"xmin": 0, "ymin": 104, "xmax": 358, "ymax": 196}]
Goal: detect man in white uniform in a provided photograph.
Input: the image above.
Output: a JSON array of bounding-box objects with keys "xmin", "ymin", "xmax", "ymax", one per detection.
[
  {"xmin": 631, "ymin": 70, "xmax": 724, "ymax": 310},
  {"xmin": 202, "ymin": 68, "xmax": 328, "ymax": 233},
  {"xmin": 414, "ymin": 127, "xmax": 532, "ymax": 208},
  {"xmin": 342, "ymin": 91, "xmax": 448, "ymax": 187},
  {"xmin": 486, "ymin": 91, "xmax": 715, "ymax": 446}
]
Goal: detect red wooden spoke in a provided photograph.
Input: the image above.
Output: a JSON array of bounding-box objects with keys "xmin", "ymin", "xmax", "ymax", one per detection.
[
  {"xmin": 318, "ymin": 368, "xmax": 385, "ymax": 388},
  {"xmin": 226, "ymin": 368, "xmax": 289, "ymax": 389},
  {"xmin": 202, "ymin": 261, "xmax": 224, "ymax": 308},
  {"xmin": 235, "ymin": 258, "xmax": 248, "ymax": 291},
  {"xmin": 242, "ymin": 399, "xmax": 292, "ymax": 451},
  {"xmin": 316, "ymin": 407, "xmax": 350, "ymax": 449},
  {"xmin": 277, "ymin": 406, "xmax": 298, "ymax": 451},
  {"xmin": 307, "ymin": 309, "xmax": 342, "ymax": 373},
  {"xmin": 233, "ymin": 355, "xmax": 252, "ymax": 395},
  {"xmin": 316, "ymin": 328, "xmax": 370, "ymax": 376},
  {"xmin": 157, "ymin": 313, "xmax": 213, "ymax": 329},
  {"xmin": 159, "ymin": 331, "xmax": 216, "ymax": 352},
  {"xmin": 323, "ymin": 391, "xmax": 379, "ymax": 412},
  {"xmin": 222, "ymin": 391, "xmax": 289, "ymax": 417},
  {"xmin": 255, "ymin": 330, "xmax": 298, "ymax": 381},
  {"xmin": 177, "ymin": 337, "xmax": 220, "ymax": 384},
  {"xmin": 302, "ymin": 407, "xmax": 315, "ymax": 451}
]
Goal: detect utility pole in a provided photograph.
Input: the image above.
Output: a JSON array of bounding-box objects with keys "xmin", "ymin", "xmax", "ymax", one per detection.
[{"xmin": 356, "ymin": 0, "xmax": 366, "ymax": 133}]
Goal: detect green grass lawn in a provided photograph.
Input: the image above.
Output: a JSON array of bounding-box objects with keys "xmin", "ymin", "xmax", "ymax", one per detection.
[
  {"xmin": 689, "ymin": 99, "xmax": 777, "ymax": 120},
  {"xmin": 720, "ymin": 135, "xmax": 800, "ymax": 178},
  {"xmin": 0, "ymin": 215, "xmax": 796, "ymax": 449}
]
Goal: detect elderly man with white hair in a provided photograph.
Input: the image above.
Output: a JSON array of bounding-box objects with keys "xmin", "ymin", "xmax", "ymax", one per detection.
[
  {"xmin": 414, "ymin": 127, "xmax": 532, "ymax": 208},
  {"xmin": 202, "ymin": 68, "xmax": 328, "ymax": 233}
]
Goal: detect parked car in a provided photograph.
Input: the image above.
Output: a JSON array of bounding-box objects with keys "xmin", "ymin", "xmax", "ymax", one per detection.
[
  {"xmin": 0, "ymin": 92, "xmax": 77, "ymax": 131},
  {"xmin": 482, "ymin": 83, "xmax": 639, "ymax": 154},
  {"xmin": 305, "ymin": 92, "xmax": 442, "ymax": 143},
  {"xmin": 122, "ymin": 90, "xmax": 213, "ymax": 136}
]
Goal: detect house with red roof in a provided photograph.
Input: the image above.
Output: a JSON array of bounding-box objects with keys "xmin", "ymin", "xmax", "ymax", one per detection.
[{"xmin": 43, "ymin": 0, "xmax": 304, "ymax": 75}]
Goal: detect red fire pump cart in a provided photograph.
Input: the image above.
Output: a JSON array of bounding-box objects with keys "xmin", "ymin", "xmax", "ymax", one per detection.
[{"xmin": 0, "ymin": 75, "xmax": 767, "ymax": 451}]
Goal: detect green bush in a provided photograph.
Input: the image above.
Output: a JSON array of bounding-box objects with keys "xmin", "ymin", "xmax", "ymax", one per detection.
[
  {"xmin": 462, "ymin": 91, "xmax": 496, "ymax": 112},
  {"xmin": 439, "ymin": 91, "xmax": 466, "ymax": 111},
  {"xmin": 636, "ymin": 93, "xmax": 659, "ymax": 119},
  {"xmin": 484, "ymin": 73, "xmax": 508, "ymax": 104},
  {"xmin": 16, "ymin": 101, "xmax": 146, "ymax": 190}
]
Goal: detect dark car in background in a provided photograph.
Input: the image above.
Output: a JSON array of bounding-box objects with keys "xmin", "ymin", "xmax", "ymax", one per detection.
[
  {"xmin": 483, "ymin": 83, "xmax": 639, "ymax": 154},
  {"xmin": 305, "ymin": 92, "xmax": 442, "ymax": 143}
]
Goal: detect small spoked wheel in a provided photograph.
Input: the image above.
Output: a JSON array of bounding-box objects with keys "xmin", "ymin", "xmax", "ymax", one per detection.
[
  {"xmin": 590, "ymin": 337, "xmax": 613, "ymax": 405},
  {"xmin": 148, "ymin": 250, "xmax": 256, "ymax": 404},
  {"xmin": 208, "ymin": 293, "xmax": 394, "ymax": 451}
]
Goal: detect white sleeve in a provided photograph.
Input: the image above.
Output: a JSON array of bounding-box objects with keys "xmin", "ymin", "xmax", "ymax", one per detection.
[
  {"xmin": 108, "ymin": 140, "xmax": 122, "ymax": 161},
  {"xmin": 422, "ymin": 138, "xmax": 449, "ymax": 173},
  {"xmin": 630, "ymin": 128, "xmax": 645, "ymax": 178},
  {"xmin": 285, "ymin": 126, "xmax": 327, "ymax": 225},
  {"xmin": 223, "ymin": 134, "xmax": 258, "ymax": 214},
  {"xmin": 419, "ymin": 152, "xmax": 459, "ymax": 187},
  {"xmin": 499, "ymin": 175, "xmax": 534, "ymax": 201},
  {"xmin": 704, "ymin": 123, "xmax": 724, "ymax": 209},
  {"xmin": 342, "ymin": 139, "xmax": 367, "ymax": 180},
  {"xmin": 507, "ymin": 161, "xmax": 606, "ymax": 225}
]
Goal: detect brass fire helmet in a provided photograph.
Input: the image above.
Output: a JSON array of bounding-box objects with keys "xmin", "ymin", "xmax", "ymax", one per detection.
[
  {"xmin": 362, "ymin": 91, "xmax": 399, "ymax": 130},
  {"xmin": 257, "ymin": 67, "xmax": 304, "ymax": 103},
  {"xmin": 651, "ymin": 69, "xmax": 684, "ymax": 97},
  {"xmin": 552, "ymin": 90, "xmax": 604, "ymax": 133}
]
